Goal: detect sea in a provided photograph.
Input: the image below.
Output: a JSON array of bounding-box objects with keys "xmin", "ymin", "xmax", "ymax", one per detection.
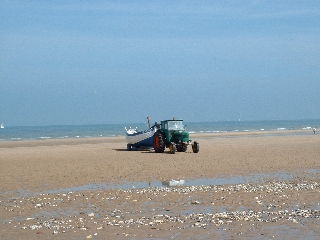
[{"xmin": 0, "ymin": 119, "xmax": 319, "ymax": 142}]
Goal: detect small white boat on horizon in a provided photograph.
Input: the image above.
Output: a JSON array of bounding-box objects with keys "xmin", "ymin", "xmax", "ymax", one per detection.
[{"xmin": 0, "ymin": 123, "xmax": 4, "ymax": 129}]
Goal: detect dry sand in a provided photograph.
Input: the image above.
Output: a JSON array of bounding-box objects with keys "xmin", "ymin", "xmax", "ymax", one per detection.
[{"xmin": 1, "ymin": 131, "xmax": 320, "ymax": 239}]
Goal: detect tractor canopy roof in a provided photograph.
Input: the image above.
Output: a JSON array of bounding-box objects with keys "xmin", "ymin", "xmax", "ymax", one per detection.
[
  {"xmin": 161, "ymin": 119, "xmax": 183, "ymax": 122},
  {"xmin": 160, "ymin": 120, "xmax": 185, "ymax": 131}
]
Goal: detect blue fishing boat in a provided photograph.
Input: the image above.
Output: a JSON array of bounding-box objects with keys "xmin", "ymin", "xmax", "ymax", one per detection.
[
  {"xmin": 125, "ymin": 117, "xmax": 158, "ymax": 150},
  {"xmin": 125, "ymin": 126, "xmax": 157, "ymax": 150}
]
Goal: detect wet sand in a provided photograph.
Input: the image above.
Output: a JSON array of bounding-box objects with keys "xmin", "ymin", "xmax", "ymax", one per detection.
[{"xmin": 1, "ymin": 131, "xmax": 320, "ymax": 239}]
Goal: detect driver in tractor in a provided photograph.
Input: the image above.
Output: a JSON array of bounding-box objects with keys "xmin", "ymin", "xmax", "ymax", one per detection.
[{"xmin": 154, "ymin": 122, "xmax": 160, "ymax": 129}]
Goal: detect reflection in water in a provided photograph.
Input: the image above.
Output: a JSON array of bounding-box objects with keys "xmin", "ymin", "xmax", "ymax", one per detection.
[{"xmin": 162, "ymin": 179, "xmax": 186, "ymax": 187}]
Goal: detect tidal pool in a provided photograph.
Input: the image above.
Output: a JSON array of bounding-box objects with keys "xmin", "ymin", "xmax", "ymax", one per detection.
[
  {"xmin": 2, "ymin": 169, "xmax": 319, "ymax": 198},
  {"xmin": 42, "ymin": 168, "xmax": 319, "ymax": 195}
]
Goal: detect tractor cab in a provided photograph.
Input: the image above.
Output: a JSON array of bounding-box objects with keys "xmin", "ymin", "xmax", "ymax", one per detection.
[
  {"xmin": 160, "ymin": 120, "xmax": 189, "ymax": 143},
  {"xmin": 163, "ymin": 120, "xmax": 185, "ymax": 131},
  {"xmin": 153, "ymin": 119, "xmax": 199, "ymax": 154}
]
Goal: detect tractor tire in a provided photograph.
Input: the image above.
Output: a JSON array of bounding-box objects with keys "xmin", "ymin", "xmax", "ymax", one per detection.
[
  {"xmin": 153, "ymin": 131, "xmax": 165, "ymax": 153},
  {"xmin": 169, "ymin": 143, "xmax": 176, "ymax": 154},
  {"xmin": 177, "ymin": 144, "xmax": 188, "ymax": 152},
  {"xmin": 127, "ymin": 144, "xmax": 132, "ymax": 151},
  {"xmin": 192, "ymin": 141, "xmax": 199, "ymax": 153}
]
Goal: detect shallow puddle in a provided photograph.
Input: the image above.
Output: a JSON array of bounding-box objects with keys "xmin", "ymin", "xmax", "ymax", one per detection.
[
  {"xmin": 2, "ymin": 169, "xmax": 319, "ymax": 198},
  {"xmin": 41, "ymin": 169, "xmax": 319, "ymax": 195}
]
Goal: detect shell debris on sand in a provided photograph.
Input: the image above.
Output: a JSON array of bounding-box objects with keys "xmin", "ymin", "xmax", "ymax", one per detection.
[{"xmin": 1, "ymin": 179, "xmax": 320, "ymax": 237}]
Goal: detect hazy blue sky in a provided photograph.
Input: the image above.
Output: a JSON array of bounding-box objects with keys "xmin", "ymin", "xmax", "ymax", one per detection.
[{"xmin": 1, "ymin": 1, "xmax": 320, "ymax": 126}]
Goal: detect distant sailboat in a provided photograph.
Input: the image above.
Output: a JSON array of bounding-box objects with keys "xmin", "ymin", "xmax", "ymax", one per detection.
[{"xmin": 0, "ymin": 123, "xmax": 4, "ymax": 129}]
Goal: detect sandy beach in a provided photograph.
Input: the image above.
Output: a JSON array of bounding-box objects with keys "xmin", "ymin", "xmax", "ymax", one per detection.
[{"xmin": 1, "ymin": 131, "xmax": 320, "ymax": 239}]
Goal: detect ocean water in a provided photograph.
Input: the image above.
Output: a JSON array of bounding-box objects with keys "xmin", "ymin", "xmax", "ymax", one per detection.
[{"xmin": 0, "ymin": 119, "xmax": 319, "ymax": 142}]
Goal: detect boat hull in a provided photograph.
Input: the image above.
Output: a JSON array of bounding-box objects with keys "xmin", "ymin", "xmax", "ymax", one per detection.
[{"xmin": 125, "ymin": 126, "xmax": 156, "ymax": 149}]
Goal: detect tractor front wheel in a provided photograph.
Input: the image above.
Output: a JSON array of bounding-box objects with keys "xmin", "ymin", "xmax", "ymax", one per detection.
[
  {"xmin": 169, "ymin": 143, "xmax": 176, "ymax": 154},
  {"xmin": 153, "ymin": 131, "xmax": 165, "ymax": 153},
  {"xmin": 192, "ymin": 141, "xmax": 199, "ymax": 153}
]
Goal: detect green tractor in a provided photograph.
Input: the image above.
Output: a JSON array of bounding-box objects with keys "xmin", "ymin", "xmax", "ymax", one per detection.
[{"xmin": 153, "ymin": 119, "xmax": 199, "ymax": 154}]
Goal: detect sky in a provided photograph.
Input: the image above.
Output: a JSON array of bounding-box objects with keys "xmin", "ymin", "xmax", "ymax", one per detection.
[{"xmin": 1, "ymin": 1, "xmax": 320, "ymax": 126}]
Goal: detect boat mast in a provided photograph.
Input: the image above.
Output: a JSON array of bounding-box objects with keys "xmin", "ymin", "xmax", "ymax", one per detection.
[{"xmin": 147, "ymin": 116, "xmax": 150, "ymax": 128}]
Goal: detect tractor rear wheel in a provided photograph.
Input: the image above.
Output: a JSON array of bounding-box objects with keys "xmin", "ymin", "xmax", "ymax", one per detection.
[
  {"xmin": 192, "ymin": 141, "xmax": 199, "ymax": 153},
  {"xmin": 177, "ymin": 144, "xmax": 188, "ymax": 152},
  {"xmin": 153, "ymin": 131, "xmax": 165, "ymax": 153}
]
